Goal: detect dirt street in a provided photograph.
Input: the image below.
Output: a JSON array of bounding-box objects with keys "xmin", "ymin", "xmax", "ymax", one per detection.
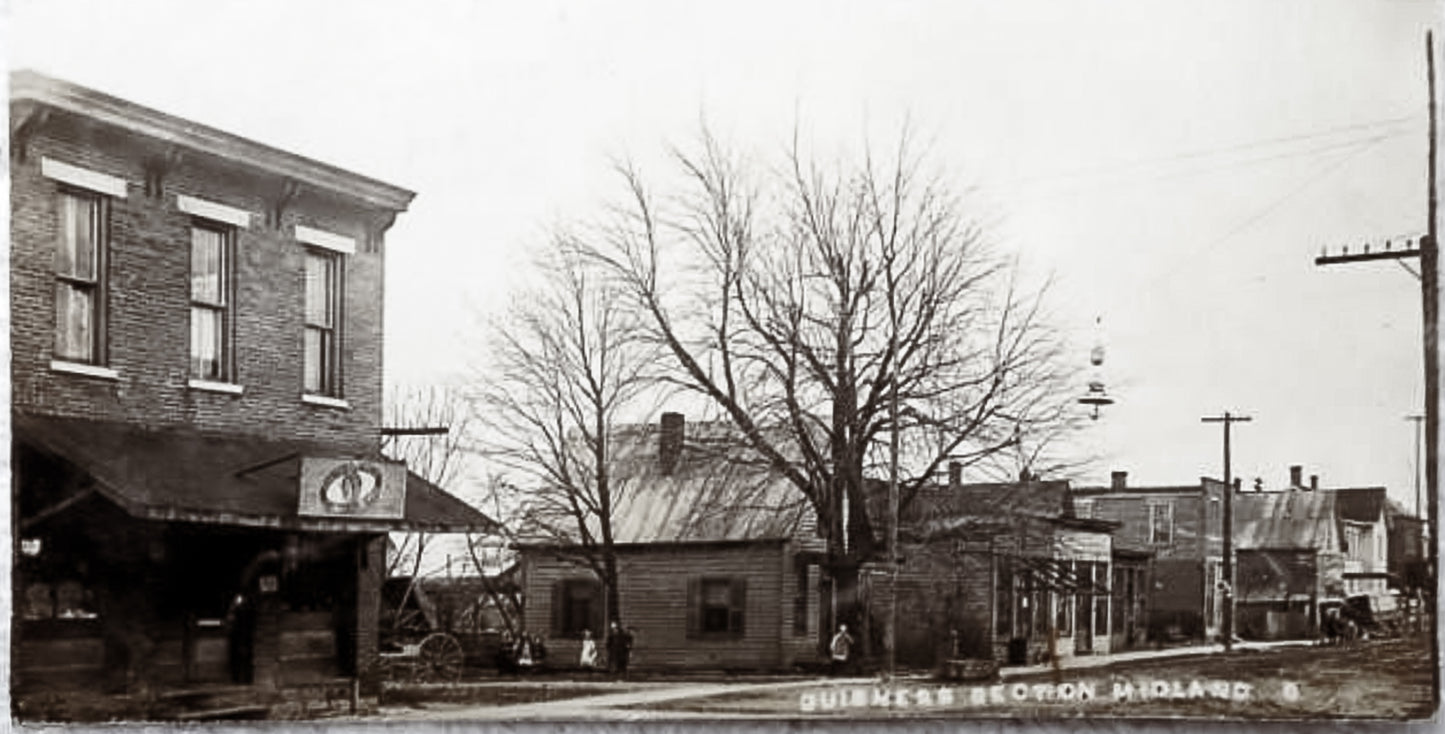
[{"xmin": 639, "ymin": 636, "xmax": 1436, "ymax": 720}]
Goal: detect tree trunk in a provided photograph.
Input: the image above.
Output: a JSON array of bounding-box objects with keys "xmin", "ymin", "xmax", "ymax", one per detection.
[
  {"xmin": 603, "ymin": 551, "xmax": 622, "ymax": 627},
  {"xmin": 820, "ymin": 559, "xmax": 862, "ymax": 662}
]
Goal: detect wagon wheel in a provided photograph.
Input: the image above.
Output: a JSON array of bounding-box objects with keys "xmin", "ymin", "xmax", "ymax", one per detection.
[{"xmin": 416, "ymin": 632, "xmax": 464, "ymax": 683}]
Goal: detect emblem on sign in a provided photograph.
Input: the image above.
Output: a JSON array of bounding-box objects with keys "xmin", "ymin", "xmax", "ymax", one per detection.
[
  {"xmin": 320, "ymin": 461, "xmax": 384, "ymax": 511},
  {"xmin": 298, "ymin": 456, "xmax": 407, "ymax": 519}
]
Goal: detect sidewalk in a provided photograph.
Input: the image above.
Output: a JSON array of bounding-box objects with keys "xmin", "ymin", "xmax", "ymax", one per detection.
[
  {"xmin": 378, "ymin": 639, "xmax": 1318, "ymax": 721},
  {"xmin": 997, "ymin": 638, "xmax": 1315, "ymax": 679}
]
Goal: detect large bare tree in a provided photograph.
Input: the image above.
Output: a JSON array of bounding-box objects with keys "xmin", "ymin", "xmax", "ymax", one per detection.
[
  {"xmin": 583, "ymin": 128, "xmax": 1080, "ymax": 634},
  {"xmin": 468, "ymin": 239, "xmax": 661, "ymax": 629}
]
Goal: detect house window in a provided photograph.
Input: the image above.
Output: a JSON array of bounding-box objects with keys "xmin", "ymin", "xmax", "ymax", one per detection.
[
  {"xmin": 303, "ymin": 248, "xmax": 342, "ymax": 396},
  {"xmin": 551, "ymin": 578, "xmax": 603, "ymax": 639},
  {"xmin": 687, "ymin": 577, "xmax": 746, "ymax": 638},
  {"xmin": 1074, "ymin": 499, "xmax": 1095, "ymax": 519},
  {"xmin": 190, "ymin": 224, "xmax": 233, "ymax": 381},
  {"xmin": 54, "ymin": 190, "xmax": 108, "ymax": 364},
  {"xmin": 1148, "ymin": 502, "xmax": 1174, "ymax": 545}
]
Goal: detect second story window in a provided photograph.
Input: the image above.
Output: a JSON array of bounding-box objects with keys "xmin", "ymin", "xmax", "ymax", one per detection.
[
  {"xmin": 189, "ymin": 224, "xmax": 233, "ymax": 381},
  {"xmin": 54, "ymin": 190, "xmax": 108, "ymax": 364},
  {"xmin": 1149, "ymin": 502, "xmax": 1174, "ymax": 545},
  {"xmin": 303, "ymin": 249, "xmax": 342, "ymax": 397}
]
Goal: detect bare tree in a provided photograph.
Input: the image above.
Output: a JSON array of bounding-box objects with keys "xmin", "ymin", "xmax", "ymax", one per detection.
[
  {"xmin": 468, "ymin": 238, "xmax": 661, "ymax": 629},
  {"xmin": 383, "ymin": 385, "xmax": 471, "ymax": 580},
  {"xmin": 383, "ymin": 386, "xmax": 523, "ymax": 634},
  {"xmin": 583, "ymin": 127, "xmax": 1081, "ymax": 637}
]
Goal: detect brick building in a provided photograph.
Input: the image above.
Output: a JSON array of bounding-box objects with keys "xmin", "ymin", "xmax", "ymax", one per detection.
[
  {"xmin": 1072, "ymin": 472, "xmax": 1227, "ymax": 643},
  {"xmin": 10, "ymin": 71, "xmax": 490, "ymax": 714}
]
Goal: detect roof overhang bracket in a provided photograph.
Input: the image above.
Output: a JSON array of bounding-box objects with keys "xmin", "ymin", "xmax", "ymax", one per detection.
[
  {"xmin": 267, "ymin": 178, "xmax": 301, "ymax": 229},
  {"xmin": 10, "ymin": 106, "xmax": 51, "ymax": 163},
  {"xmin": 143, "ymin": 146, "xmax": 184, "ymax": 199}
]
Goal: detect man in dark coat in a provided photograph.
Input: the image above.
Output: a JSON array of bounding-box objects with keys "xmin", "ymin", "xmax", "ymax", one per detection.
[{"xmin": 606, "ymin": 621, "xmax": 634, "ymax": 677}]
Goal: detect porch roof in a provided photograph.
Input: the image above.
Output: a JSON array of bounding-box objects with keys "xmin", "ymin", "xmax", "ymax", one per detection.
[{"xmin": 15, "ymin": 413, "xmax": 493, "ymax": 533}]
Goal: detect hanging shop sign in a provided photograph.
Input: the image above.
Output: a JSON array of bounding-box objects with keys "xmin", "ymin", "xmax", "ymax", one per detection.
[{"xmin": 298, "ymin": 456, "xmax": 407, "ymax": 519}]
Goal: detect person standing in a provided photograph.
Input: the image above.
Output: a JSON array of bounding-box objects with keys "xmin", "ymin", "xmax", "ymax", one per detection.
[
  {"xmin": 579, "ymin": 628, "xmax": 599, "ymax": 671},
  {"xmin": 606, "ymin": 621, "xmax": 634, "ymax": 678},
  {"xmin": 829, "ymin": 624, "xmax": 855, "ymax": 676},
  {"xmin": 225, "ymin": 593, "xmax": 256, "ymax": 684}
]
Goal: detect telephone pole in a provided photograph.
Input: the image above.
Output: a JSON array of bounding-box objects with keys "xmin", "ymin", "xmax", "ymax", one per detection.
[
  {"xmin": 1313, "ymin": 32, "xmax": 1438, "ymax": 704},
  {"xmin": 1202, "ymin": 411, "xmax": 1251, "ymax": 653},
  {"xmin": 1408, "ymin": 414, "xmax": 1425, "ymax": 517}
]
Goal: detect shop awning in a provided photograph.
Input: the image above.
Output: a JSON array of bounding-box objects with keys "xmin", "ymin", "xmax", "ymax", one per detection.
[
  {"xmin": 1013, "ymin": 555, "xmax": 1112, "ymax": 596},
  {"xmin": 15, "ymin": 413, "xmax": 494, "ymax": 534}
]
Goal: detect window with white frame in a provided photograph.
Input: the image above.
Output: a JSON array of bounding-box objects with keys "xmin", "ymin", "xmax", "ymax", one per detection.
[
  {"xmin": 303, "ymin": 248, "xmax": 342, "ymax": 397},
  {"xmin": 189, "ymin": 224, "xmax": 234, "ymax": 381},
  {"xmin": 1148, "ymin": 502, "xmax": 1174, "ymax": 545},
  {"xmin": 54, "ymin": 189, "xmax": 108, "ymax": 364}
]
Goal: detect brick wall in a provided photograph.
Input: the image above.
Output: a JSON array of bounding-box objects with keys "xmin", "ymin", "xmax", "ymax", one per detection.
[
  {"xmin": 1090, "ymin": 491, "xmax": 1212, "ymax": 560},
  {"xmin": 11, "ymin": 118, "xmax": 389, "ymax": 451}
]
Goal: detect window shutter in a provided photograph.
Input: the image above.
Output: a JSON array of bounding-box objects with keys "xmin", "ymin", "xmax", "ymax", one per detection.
[
  {"xmin": 685, "ymin": 577, "xmax": 700, "ymax": 639},
  {"xmin": 729, "ymin": 578, "xmax": 747, "ymax": 637},
  {"xmin": 550, "ymin": 580, "xmax": 565, "ymax": 637}
]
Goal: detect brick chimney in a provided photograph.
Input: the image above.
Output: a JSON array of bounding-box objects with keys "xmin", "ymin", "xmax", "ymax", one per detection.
[
  {"xmin": 1309, "ymin": 474, "xmax": 1318, "ymax": 491},
  {"xmin": 1289, "ymin": 465, "xmax": 1303, "ymax": 489},
  {"xmin": 948, "ymin": 461, "xmax": 961, "ymax": 490},
  {"xmin": 659, "ymin": 412, "xmax": 684, "ymax": 476},
  {"xmin": 1233, "ymin": 478, "xmax": 1242, "ymax": 493},
  {"xmin": 1111, "ymin": 471, "xmax": 1128, "ymax": 490}
]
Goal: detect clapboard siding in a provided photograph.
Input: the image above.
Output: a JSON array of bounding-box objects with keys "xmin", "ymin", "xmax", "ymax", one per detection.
[{"xmin": 523, "ymin": 541, "xmax": 808, "ymax": 670}]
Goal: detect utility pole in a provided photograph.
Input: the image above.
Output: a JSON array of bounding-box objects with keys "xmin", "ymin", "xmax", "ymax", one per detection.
[
  {"xmin": 1314, "ymin": 33, "xmax": 1439, "ymax": 704},
  {"xmin": 1202, "ymin": 411, "xmax": 1251, "ymax": 653},
  {"xmin": 1408, "ymin": 414, "xmax": 1425, "ymax": 517}
]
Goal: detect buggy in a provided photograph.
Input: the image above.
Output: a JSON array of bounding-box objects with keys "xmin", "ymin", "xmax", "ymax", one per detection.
[{"xmin": 377, "ymin": 578, "xmax": 464, "ymax": 683}]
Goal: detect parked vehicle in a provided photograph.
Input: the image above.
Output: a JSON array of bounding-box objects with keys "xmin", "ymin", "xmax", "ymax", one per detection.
[{"xmin": 1345, "ymin": 592, "xmax": 1401, "ymax": 638}]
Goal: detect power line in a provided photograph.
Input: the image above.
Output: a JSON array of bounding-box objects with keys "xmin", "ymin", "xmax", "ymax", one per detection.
[
  {"xmin": 1005, "ymin": 114, "xmax": 1417, "ymax": 187},
  {"xmin": 1150, "ymin": 133, "xmax": 1391, "ymax": 284},
  {"xmin": 1009, "ymin": 126, "xmax": 1412, "ymax": 204}
]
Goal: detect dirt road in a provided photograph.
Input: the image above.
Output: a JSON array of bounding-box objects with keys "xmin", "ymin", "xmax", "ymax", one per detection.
[{"xmin": 641, "ymin": 635, "xmax": 1436, "ymax": 720}]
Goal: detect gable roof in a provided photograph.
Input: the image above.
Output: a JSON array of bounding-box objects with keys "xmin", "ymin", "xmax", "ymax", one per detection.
[
  {"xmin": 591, "ymin": 419, "xmax": 814, "ymax": 545},
  {"xmin": 1233, "ymin": 490, "xmax": 1339, "ymax": 550}
]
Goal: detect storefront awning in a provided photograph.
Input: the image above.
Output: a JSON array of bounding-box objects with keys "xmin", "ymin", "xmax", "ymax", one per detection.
[
  {"xmin": 15, "ymin": 413, "xmax": 494, "ymax": 534},
  {"xmin": 1013, "ymin": 555, "xmax": 1112, "ymax": 596}
]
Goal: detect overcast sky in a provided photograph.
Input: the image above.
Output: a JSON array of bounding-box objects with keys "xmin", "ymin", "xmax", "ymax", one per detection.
[{"xmin": 9, "ymin": 0, "xmax": 1438, "ymax": 509}]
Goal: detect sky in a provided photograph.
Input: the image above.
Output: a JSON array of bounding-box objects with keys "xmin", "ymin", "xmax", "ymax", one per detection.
[{"xmin": 8, "ymin": 0, "xmax": 1439, "ymax": 511}]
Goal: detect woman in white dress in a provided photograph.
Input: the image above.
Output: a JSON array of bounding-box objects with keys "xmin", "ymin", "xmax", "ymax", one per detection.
[{"xmin": 579, "ymin": 628, "xmax": 599, "ymax": 671}]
